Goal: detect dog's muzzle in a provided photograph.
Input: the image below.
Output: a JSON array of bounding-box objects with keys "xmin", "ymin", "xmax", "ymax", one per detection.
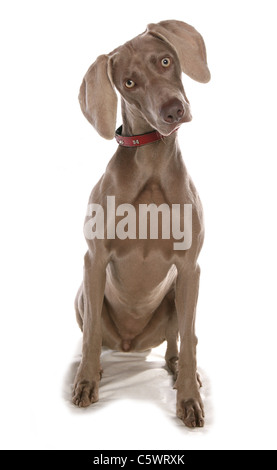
[{"xmin": 160, "ymin": 98, "xmax": 185, "ymax": 124}]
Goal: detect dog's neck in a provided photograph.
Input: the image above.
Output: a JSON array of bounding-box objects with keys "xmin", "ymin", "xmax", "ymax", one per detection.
[
  {"xmin": 121, "ymin": 98, "xmax": 155, "ymax": 136},
  {"xmin": 111, "ymin": 99, "xmax": 187, "ymax": 195},
  {"xmin": 119, "ymin": 98, "xmax": 181, "ymax": 162}
]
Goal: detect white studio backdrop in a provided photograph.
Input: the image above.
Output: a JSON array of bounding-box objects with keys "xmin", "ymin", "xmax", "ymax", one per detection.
[{"xmin": 1, "ymin": 0, "xmax": 277, "ymax": 450}]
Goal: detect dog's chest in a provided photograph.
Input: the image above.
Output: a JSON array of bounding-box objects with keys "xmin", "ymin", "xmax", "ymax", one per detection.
[
  {"xmin": 106, "ymin": 179, "xmax": 188, "ymax": 260},
  {"xmin": 134, "ymin": 180, "xmax": 167, "ymax": 206}
]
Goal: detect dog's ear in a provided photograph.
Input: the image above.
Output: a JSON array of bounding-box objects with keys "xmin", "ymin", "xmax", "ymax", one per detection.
[
  {"xmin": 147, "ymin": 20, "xmax": 210, "ymax": 83},
  {"xmin": 79, "ymin": 54, "xmax": 117, "ymax": 139}
]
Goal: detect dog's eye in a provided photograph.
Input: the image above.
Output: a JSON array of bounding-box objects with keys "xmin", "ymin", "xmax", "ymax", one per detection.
[
  {"xmin": 125, "ymin": 79, "xmax": 135, "ymax": 88},
  {"xmin": 161, "ymin": 58, "xmax": 171, "ymax": 68}
]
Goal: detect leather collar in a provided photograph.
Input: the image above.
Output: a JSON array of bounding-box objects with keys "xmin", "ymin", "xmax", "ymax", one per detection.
[{"xmin": 115, "ymin": 125, "xmax": 179, "ymax": 148}]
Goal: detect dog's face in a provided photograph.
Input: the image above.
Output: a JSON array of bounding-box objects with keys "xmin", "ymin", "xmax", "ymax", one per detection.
[
  {"xmin": 111, "ymin": 34, "xmax": 192, "ymax": 136},
  {"xmin": 79, "ymin": 20, "xmax": 210, "ymax": 139}
]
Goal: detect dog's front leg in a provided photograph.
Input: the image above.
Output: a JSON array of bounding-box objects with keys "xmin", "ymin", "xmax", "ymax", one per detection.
[
  {"xmin": 174, "ymin": 264, "xmax": 204, "ymax": 427},
  {"xmin": 72, "ymin": 251, "xmax": 106, "ymax": 407}
]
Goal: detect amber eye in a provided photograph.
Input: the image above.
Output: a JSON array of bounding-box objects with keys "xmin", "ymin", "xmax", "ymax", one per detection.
[
  {"xmin": 125, "ymin": 79, "xmax": 135, "ymax": 88},
  {"xmin": 161, "ymin": 57, "xmax": 171, "ymax": 67}
]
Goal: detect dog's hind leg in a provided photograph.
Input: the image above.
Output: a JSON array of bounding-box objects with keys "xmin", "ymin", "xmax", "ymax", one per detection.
[{"xmin": 74, "ymin": 283, "xmax": 84, "ymax": 331}]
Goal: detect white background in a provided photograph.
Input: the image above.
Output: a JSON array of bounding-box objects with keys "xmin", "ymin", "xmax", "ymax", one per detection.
[{"xmin": 1, "ymin": 0, "xmax": 277, "ymax": 450}]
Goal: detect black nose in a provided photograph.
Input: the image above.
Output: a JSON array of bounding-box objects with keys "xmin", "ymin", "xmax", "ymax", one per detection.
[{"xmin": 160, "ymin": 98, "xmax": 185, "ymax": 123}]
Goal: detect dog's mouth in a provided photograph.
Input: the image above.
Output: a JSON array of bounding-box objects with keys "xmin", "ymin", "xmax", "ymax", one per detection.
[{"xmin": 158, "ymin": 111, "xmax": 192, "ymax": 136}]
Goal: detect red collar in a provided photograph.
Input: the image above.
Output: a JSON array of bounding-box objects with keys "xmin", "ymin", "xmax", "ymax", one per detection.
[{"xmin": 115, "ymin": 125, "xmax": 179, "ymax": 148}]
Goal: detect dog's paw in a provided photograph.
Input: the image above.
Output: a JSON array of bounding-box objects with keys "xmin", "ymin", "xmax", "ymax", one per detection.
[
  {"xmin": 177, "ymin": 395, "xmax": 205, "ymax": 428},
  {"xmin": 72, "ymin": 380, "xmax": 99, "ymax": 408}
]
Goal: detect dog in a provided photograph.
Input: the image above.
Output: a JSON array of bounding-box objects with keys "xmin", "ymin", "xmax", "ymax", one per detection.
[{"xmin": 73, "ymin": 20, "xmax": 210, "ymax": 428}]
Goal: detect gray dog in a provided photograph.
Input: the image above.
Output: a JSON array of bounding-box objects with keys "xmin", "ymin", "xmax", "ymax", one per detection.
[{"xmin": 73, "ymin": 20, "xmax": 210, "ymax": 428}]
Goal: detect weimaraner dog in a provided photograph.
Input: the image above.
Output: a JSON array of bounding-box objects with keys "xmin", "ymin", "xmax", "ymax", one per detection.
[{"xmin": 73, "ymin": 20, "xmax": 210, "ymax": 428}]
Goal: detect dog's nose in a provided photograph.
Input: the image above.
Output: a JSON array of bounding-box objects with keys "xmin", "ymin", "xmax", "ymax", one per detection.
[{"xmin": 160, "ymin": 98, "xmax": 185, "ymax": 123}]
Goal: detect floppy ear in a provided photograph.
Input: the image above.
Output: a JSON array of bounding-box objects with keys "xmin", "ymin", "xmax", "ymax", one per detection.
[
  {"xmin": 79, "ymin": 54, "xmax": 117, "ymax": 139},
  {"xmin": 147, "ymin": 20, "xmax": 210, "ymax": 83}
]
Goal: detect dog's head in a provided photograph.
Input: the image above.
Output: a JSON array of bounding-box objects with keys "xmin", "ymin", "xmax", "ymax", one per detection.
[{"xmin": 79, "ymin": 20, "xmax": 210, "ymax": 139}]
